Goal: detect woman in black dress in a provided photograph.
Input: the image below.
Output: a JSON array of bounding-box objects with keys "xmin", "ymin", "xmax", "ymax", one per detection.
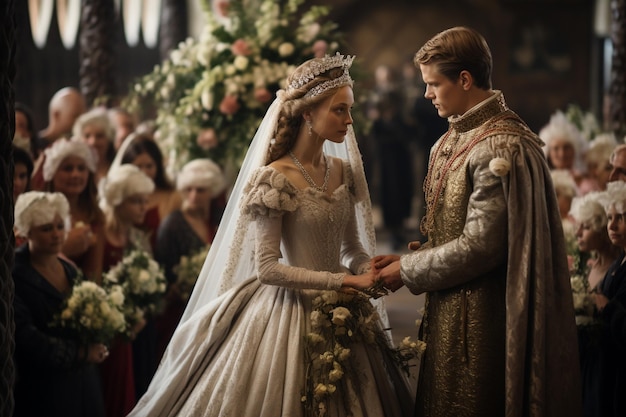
[{"xmin": 12, "ymin": 191, "xmax": 109, "ymax": 417}]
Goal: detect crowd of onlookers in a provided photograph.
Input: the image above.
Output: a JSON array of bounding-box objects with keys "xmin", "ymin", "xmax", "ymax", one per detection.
[
  {"xmin": 9, "ymin": 86, "xmax": 626, "ymax": 417},
  {"xmin": 539, "ymin": 109, "xmax": 626, "ymax": 417},
  {"xmin": 11, "ymin": 87, "xmax": 227, "ymax": 417}
]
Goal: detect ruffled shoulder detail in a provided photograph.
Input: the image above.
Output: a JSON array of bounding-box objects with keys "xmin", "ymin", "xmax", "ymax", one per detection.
[{"xmin": 241, "ymin": 166, "xmax": 299, "ymax": 218}]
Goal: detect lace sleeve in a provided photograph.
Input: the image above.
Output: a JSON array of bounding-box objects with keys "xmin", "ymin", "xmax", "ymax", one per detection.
[{"xmin": 255, "ymin": 215, "xmax": 345, "ymax": 290}]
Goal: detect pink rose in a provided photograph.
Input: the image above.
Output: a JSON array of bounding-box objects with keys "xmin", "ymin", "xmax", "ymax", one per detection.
[
  {"xmin": 254, "ymin": 88, "xmax": 272, "ymax": 103},
  {"xmin": 216, "ymin": 0, "xmax": 229, "ymax": 17},
  {"xmin": 219, "ymin": 95, "xmax": 240, "ymax": 115},
  {"xmin": 231, "ymin": 39, "xmax": 251, "ymax": 56},
  {"xmin": 196, "ymin": 128, "xmax": 218, "ymax": 150},
  {"xmin": 313, "ymin": 40, "xmax": 328, "ymax": 58}
]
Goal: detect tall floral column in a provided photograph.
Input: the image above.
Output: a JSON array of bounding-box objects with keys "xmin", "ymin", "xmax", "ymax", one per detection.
[
  {"xmin": 79, "ymin": 0, "xmax": 116, "ymax": 107},
  {"xmin": 0, "ymin": 1, "xmax": 16, "ymax": 415},
  {"xmin": 609, "ymin": 0, "xmax": 626, "ymax": 138}
]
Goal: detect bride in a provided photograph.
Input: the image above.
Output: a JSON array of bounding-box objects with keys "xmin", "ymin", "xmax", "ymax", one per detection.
[{"xmin": 129, "ymin": 54, "xmax": 414, "ymax": 417}]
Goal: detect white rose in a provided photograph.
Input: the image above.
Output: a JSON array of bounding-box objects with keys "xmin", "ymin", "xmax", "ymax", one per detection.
[
  {"xmin": 278, "ymin": 42, "xmax": 294, "ymax": 57},
  {"xmin": 138, "ymin": 270, "xmax": 151, "ymax": 283},
  {"xmin": 330, "ymin": 306, "xmax": 351, "ymax": 325},
  {"xmin": 489, "ymin": 157, "xmax": 511, "ymax": 177},
  {"xmin": 225, "ymin": 65, "xmax": 237, "ymax": 76},
  {"xmin": 201, "ymin": 88, "xmax": 213, "ymax": 110},
  {"xmin": 233, "ymin": 56, "xmax": 249, "ymax": 71}
]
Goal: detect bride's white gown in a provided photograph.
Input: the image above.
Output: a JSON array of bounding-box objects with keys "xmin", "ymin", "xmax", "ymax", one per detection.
[{"xmin": 129, "ymin": 163, "xmax": 413, "ymax": 417}]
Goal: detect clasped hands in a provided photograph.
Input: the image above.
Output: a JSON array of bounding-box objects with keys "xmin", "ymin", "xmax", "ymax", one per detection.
[{"xmin": 342, "ymin": 241, "xmax": 421, "ymax": 298}]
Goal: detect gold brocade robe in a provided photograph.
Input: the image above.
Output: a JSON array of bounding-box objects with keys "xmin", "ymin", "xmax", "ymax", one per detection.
[{"xmin": 401, "ymin": 92, "xmax": 582, "ymax": 417}]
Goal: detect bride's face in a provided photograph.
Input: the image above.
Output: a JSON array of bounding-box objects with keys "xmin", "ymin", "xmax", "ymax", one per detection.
[{"xmin": 309, "ymin": 85, "xmax": 354, "ymax": 144}]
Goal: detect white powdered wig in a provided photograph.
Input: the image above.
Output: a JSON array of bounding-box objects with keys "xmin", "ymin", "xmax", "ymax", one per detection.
[
  {"xmin": 43, "ymin": 138, "xmax": 98, "ymax": 182},
  {"xmin": 14, "ymin": 191, "xmax": 70, "ymax": 237},
  {"xmin": 73, "ymin": 107, "xmax": 116, "ymax": 141},
  {"xmin": 569, "ymin": 191, "xmax": 607, "ymax": 231},
  {"xmin": 585, "ymin": 133, "xmax": 617, "ymax": 166},
  {"xmin": 600, "ymin": 181, "xmax": 626, "ymax": 214},
  {"xmin": 99, "ymin": 164, "xmax": 155, "ymax": 210},
  {"xmin": 176, "ymin": 158, "xmax": 226, "ymax": 196},
  {"xmin": 539, "ymin": 111, "xmax": 586, "ymax": 162},
  {"xmin": 551, "ymin": 169, "xmax": 578, "ymax": 199}
]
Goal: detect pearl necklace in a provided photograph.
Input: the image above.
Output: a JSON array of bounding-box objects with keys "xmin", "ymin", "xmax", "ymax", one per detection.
[{"xmin": 288, "ymin": 151, "xmax": 330, "ymax": 192}]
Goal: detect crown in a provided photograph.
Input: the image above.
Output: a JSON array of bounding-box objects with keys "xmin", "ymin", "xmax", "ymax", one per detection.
[{"xmin": 288, "ymin": 53, "xmax": 355, "ymax": 92}]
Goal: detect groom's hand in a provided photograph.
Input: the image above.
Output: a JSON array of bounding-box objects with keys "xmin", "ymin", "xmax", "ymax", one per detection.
[
  {"xmin": 372, "ymin": 254, "xmax": 400, "ymax": 271},
  {"xmin": 377, "ymin": 260, "xmax": 404, "ymax": 292}
]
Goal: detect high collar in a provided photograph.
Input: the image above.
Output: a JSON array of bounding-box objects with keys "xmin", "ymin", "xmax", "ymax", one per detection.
[{"xmin": 448, "ymin": 90, "xmax": 508, "ymax": 133}]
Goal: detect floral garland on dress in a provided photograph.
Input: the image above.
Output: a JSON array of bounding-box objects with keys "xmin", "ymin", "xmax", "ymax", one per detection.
[{"xmin": 302, "ymin": 290, "xmax": 425, "ymax": 416}]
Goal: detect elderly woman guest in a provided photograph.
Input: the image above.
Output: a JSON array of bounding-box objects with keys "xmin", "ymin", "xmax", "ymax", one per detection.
[
  {"xmin": 43, "ymin": 138, "xmax": 104, "ymax": 282},
  {"xmin": 13, "ymin": 191, "xmax": 107, "ymax": 417},
  {"xmin": 73, "ymin": 107, "xmax": 116, "ymax": 185},
  {"xmin": 569, "ymin": 191, "xmax": 621, "ymax": 417},
  {"xmin": 98, "ymin": 164, "xmax": 155, "ymax": 416},
  {"xmin": 584, "ymin": 133, "xmax": 617, "ymax": 192},
  {"xmin": 154, "ymin": 158, "xmax": 226, "ymax": 359}
]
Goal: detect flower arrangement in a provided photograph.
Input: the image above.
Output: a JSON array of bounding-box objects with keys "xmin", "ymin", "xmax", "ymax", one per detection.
[
  {"xmin": 570, "ymin": 273, "xmax": 597, "ymax": 326},
  {"xmin": 51, "ymin": 279, "xmax": 127, "ymax": 345},
  {"xmin": 173, "ymin": 244, "xmax": 211, "ymax": 302},
  {"xmin": 103, "ymin": 250, "xmax": 167, "ymax": 326},
  {"xmin": 564, "ymin": 103, "xmax": 601, "ymax": 142},
  {"xmin": 124, "ymin": 0, "xmax": 348, "ymax": 175},
  {"xmin": 301, "ymin": 291, "xmax": 425, "ymax": 415}
]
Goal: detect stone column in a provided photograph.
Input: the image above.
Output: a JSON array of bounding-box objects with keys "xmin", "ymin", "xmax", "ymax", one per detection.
[
  {"xmin": 0, "ymin": 1, "xmax": 16, "ymax": 415},
  {"xmin": 609, "ymin": 0, "xmax": 626, "ymax": 137},
  {"xmin": 79, "ymin": 0, "xmax": 116, "ymax": 107}
]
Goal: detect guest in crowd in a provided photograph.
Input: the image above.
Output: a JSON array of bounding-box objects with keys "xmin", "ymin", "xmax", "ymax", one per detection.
[
  {"xmin": 98, "ymin": 164, "xmax": 154, "ymax": 417},
  {"xmin": 108, "ymin": 107, "xmax": 136, "ymax": 151},
  {"xmin": 74, "ymin": 107, "xmax": 116, "ymax": 185},
  {"xmin": 14, "ymin": 102, "xmax": 39, "ymax": 158},
  {"xmin": 584, "ymin": 133, "xmax": 617, "ymax": 192},
  {"xmin": 154, "ymin": 158, "xmax": 226, "ymax": 360},
  {"xmin": 588, "ymin": 181, "xmax": 626, "ymax": 416},
  {"xmin": 13, "ymin": 191, "xmax": 107, "ymax": 417},
  {"xmin": 118, "ymin": 133, "xmax": 181, "ymax": 249},
  {"xmin": 32, "ymin": 87, "xmax": 86, "ymax": 190},
  {"xmin": 12, "ymin": 144, "xmax": 33, "ymax": 202},
  {"xmin": 569, "ymin": 191, "xmax": 620, "ymax": 417},
  {"xmin": 43, "ymin": 138, "xmax": 104, "ymax": 282}
]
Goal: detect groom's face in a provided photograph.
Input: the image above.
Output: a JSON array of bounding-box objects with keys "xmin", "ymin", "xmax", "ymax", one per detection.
[{"xmin": 420, "ymin": 63, "xmax": 467, "ymax": 119}]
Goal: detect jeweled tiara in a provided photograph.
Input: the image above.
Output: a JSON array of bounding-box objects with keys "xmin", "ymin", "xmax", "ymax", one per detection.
[{"xmin": 288, "ymin": 53, "xmax": 355, "ymax": 97}]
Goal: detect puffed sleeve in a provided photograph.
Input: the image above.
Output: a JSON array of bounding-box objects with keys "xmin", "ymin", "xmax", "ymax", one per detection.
[
  {"xmin": 399, "ymin": 138, "xmax": 508, "ymax": 294},
  {"xmin": 244, "ymin": 166, "xmax": 346, "ymax": 290}
]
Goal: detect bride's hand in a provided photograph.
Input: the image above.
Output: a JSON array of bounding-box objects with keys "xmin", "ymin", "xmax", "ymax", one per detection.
[{"xmin": 341, "ymin": 270, "xmax": 379, "ymax": 291}]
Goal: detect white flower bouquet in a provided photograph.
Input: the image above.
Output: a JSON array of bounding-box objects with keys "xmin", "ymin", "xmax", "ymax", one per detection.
[
  {"xmin": 570, "ymin": 273, "xmax": 597, "ymax": 326},
  {"xmin": 103, "ymin": 250, "xmax": 167, "ymax": 322},
  {"xmin": 173, "ymin": 244, "xmax": 211, "ymax": 302},
  {"xmin": 302, "ymin": 291, "xmax": 425, "ymax": 414},
  {"xmin": 124, "ymin": 0, "xmax": 348, "ymax": 175},
  {"xmin": 51, "ymin": 280, "xmax": 127, "ymax": 345}
]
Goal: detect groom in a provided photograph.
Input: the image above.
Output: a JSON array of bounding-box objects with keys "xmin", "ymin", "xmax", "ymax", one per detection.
[{"xmin": 374, "ymin": 27, "xmax": 582, "ymax": 417}]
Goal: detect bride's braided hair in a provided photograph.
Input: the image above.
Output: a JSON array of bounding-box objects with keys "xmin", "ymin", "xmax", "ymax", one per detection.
[{"xmin": 266, "ymin": 63, "xmax": 347, "ymax": 164}]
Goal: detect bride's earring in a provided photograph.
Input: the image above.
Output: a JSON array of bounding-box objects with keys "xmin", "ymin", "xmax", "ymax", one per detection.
[{"xmin": 306, "ymin": 120, "xmax": 313, "ymax": 136}]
